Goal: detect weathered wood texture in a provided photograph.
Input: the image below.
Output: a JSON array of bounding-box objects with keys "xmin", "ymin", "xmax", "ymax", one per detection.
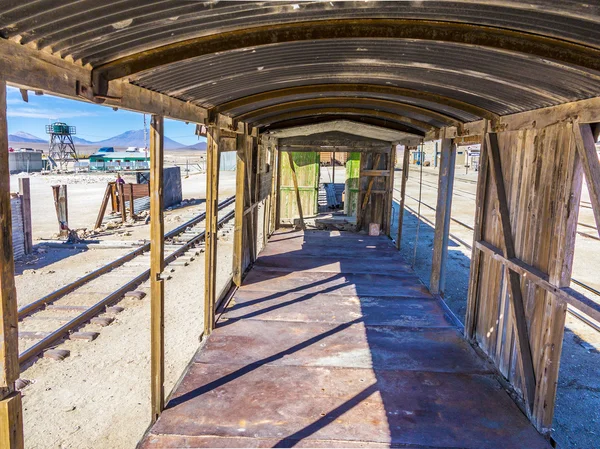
[
  {"xmin": 358, "ymin": 152, "xmax": 394, "ymax": 232},
  {"xmin": 204, "ymin": 127, "xmax": 221, "ymax": 336},
  {"xmin": 233, "ymin": 134, "xmax": 247, "ymax": 287},
  {"xmin": 430, "ymin": 137, "xmax": 455, "ymax": 295},
  {"xmin": 395, "ymin": 147, "xmax": 412, "ymax": 249},
  {"xmin": 466, "ymin": 122, "xmax": 579, "ymax": 433},
  {"xmin": 279, "ymin": 152, "xmax": 319, "ymax": 224},
  {"xmin": 149, "ymin": 115, "xmax": 165, "ymax": 423},
  {"xmin": 0, "ymin": 79, "xmax": 24, "ymax": 449}
]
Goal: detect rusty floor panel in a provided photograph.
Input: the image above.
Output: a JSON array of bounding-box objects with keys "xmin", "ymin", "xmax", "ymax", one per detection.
[{"xmin": 140, "ymin": 230, "xmax": 550, "ymax": 449}]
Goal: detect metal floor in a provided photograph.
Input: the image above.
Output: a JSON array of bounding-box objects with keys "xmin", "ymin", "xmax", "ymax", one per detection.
[{"xmin": 139, "ymin": 230, "xmax": 550, "ymax": 449}]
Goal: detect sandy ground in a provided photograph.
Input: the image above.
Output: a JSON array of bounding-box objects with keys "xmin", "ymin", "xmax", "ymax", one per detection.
[
  {"xmin": 10, "ymin": 166, "xmax": 236, "ymax": 449},
  {"xmin": 391, "ymin": 165, "xmax": 600, "ymax": 449}
]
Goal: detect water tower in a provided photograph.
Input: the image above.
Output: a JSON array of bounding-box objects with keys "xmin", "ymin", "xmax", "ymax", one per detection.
[{"xmin": 46, "ymin": 122, "xmax": 78, "ymax": 170}]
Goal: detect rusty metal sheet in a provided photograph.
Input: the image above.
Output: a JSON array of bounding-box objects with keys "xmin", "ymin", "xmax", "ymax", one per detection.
[
  {"xmin": 225, "ymin": 291, "xmax": 444, "ymax": 327},
  {"xmin": 139, "ymin": 229, "xmax": 550, "ymax": 448},
  {"xmin": 195, "ymin": 319, "xmax": 491, "ymax": 374},
  {"xmin": 253, "ymin": 254, "xmax": 413, "ymax": 275},
  {"xmin": 146, "ymin": 364, "xmax": 549, "ymax": 448},
  {"xmin": 240, "ymin": 269, "xmax": 429, "ymax": 298}
]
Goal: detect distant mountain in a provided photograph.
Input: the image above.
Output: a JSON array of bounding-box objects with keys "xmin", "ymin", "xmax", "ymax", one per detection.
[
  {"xmin": 72, "ymin": 136, "xmax": 94, "ymax": 145},
  {"xmin": 95, "ymin": 129, "xmax": 183, "ymax": 150},
  {"xmin": 184, "ymin": 141, "xmax": 207, "ymax": 151},
  {"xmin": 8, "ymin": 131, "xmax": 46, "ymax": 143}
]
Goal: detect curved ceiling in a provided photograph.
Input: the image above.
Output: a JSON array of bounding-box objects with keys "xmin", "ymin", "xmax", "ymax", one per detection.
[{"xmin": 2, "ymin": 1, "xmax": 600, "ymax": 131}]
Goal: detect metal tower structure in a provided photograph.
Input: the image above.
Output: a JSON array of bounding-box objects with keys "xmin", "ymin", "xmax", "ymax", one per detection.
[{"xmin": 46, "ymin": 122, "xmax": 78, "ymax": 170}]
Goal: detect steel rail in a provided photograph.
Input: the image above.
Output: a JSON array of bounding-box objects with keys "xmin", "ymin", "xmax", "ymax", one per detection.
[
  {"xmin": 18, "ymin": 196, "xmax": 235, "ymax": 318},
  {"xmin": 19, "ymin": 207, "xmax": 236, "ymax": 366}
]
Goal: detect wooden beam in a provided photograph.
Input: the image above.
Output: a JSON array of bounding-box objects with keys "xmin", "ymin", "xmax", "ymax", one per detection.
[
  {"xmin": 287, "ymin": 152, "xmax": 305, "ymax": 230},
  {"xmin": 0, "ymin": 78, "xmax": 24, "ymax": 449},
  {"xmin": 430, "ymin": 136, "xmax": 456, "ymax": 295},
  {"xmin": 214, "ymin": 83, "xmax": 498, "ymax": 121},
  {"xmin": 95, "ymin": 182, "xmax": 113, "ymax": 229},
  {"xmin": 252, "ymin": 107, "xmax": 434, "ymax": 133},
  {"xmin": 486, "ymin": 132, "xmax": 536, "ymax": 416},
  {"xmin": 395, "ymin": 146, "xmax": 411, "ymax": 249},
  {"xmin": 204, "ymin": 127, "xmax": 221, "ymax": 336},
  {"xmin": 383, "ymin": 147, "xmax": 396, "ymax": 236},
  {"xmin": 275, "ymin": 148, "xmax": 282, "ymax": 229},
  {"xmin": 279, "ymin": 145, "xmax": 391, "ymax": 153},
  {"xmin": 232, "ymin": 134, "xmax": 246, "ymax": 286},
  {"xmin": 149, "ymin": 115, "xmax": 165, "ymax": 423},
  {"xmin": 52, "ymin": 185, "xmax": 69, "ymax": 238},
  {"xmin": 361, "ymin": 154, "xmax": 383, "ymax": 211},
  {"xmin": 235, "ymin": 97, "xmax": 462, "ymax": 128},
  {"xmin": 465, "ymin": 131, "xmax": 489, "ymax": 339},
  {"xmin": 573, "ymin": 123, "xmax": 600, "ymax": 238},
  {"xmin": 245, "ymin": 135, "xmax": 257, "ymax": 263},
  {"xmin": 360, "ymin": 170, "xmax": 390, "ymax": 177},
  {"xmin": 93, "ymin": 19, "xmax": 600, "ymax": 82},
  {"xmin": 0, "ymin": 38, "xmax": 207, "ymax": 125},
  {"xmin": 474, "ymin": 240, "xmax": 599, "ymax": 323},
  {"xmin": 18, "ymin": 179, "xmax": 32, "ymax": 255}
]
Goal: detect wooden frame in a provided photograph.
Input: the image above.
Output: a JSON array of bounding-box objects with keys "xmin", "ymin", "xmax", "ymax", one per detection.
[
  {"xmin": 485, "ymin": 132, "xmax": 536, "ymax": 416},
  {"xmin": 0, "ymin": 78, "xmax": 24, "ymax": 449},
  {"xmin": 395, "ymin": 146, "xmax": 412, "ymax": 249},
  {"xmin": 204, "ymin": 127, "xmax": 221, "ymax": 336},
  {"xmin": 430, "ymin": 136, "xmax": 456, "ymax": 295},
  {"xmin": 149, "ymin": 115, "xmax": 165, "ymax": 422}
]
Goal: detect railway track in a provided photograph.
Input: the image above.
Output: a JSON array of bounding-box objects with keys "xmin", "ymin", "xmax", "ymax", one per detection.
[
  {"xmin": 394, "ymin": 184, "xmax": 600, "ymax": 332},
  {"xmin": 18, "ymin": 196, "xmax": 236, "ymax": 367}
]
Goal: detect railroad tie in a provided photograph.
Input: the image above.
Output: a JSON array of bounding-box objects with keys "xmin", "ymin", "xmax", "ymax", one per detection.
[{"xmin": 44, "ymin": 349, "xmax": 70, "ymax": 361}]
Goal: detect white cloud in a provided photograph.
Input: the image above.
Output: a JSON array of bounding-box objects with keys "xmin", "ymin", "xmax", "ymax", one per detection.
[{"xmin": 7, "ymin": 106, "xmax": 97, "ymax": 119}]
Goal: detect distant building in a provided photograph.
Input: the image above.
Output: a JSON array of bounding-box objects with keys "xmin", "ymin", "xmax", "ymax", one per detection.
[{"xmin": 89, "ymin": 151, "xmax": 150, "ymax": 171}]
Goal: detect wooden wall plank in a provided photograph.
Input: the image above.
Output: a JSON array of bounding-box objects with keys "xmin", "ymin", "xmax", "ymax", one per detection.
[{"xmin": 573, "ymin": 123, "xmax": 600, "ymax": 238}]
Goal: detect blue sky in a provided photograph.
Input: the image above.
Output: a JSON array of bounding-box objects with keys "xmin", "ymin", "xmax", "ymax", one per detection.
[{"xmin": 5, "ymin": 86, "xmax": 205, "ymax": 146}]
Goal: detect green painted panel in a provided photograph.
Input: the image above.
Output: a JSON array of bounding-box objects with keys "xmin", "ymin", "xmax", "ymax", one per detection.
[
  {"xmin": 344, "ymin": 152, "xmax": 360, "ymax": 217},
  {"xmin": 280, "ymin": 151, "xmax": 319, "ymax": 221}
]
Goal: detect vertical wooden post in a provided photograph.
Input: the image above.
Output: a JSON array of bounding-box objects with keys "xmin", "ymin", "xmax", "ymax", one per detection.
[
  {"xmin": 465, "ymin": 130, "xmax": 489, "ymax": 339},
  {"xmin": 110, "ymin": 183, "xmax": 118, "ymax": 213},
  {"xmin": 149, "ymin": 115, "xmax": 165, "ymax": 423},
  {"xmin": 204, "ymin": 127, "xmax": 220, "ymax": 336},
  {"xmin": 287, "ymin": 151, "xmax": 305, "ymax": 230},
  {"xmin": 52, "ymin": 185, "xmax": 68, "ymax": 237},
  {"xmin": 430, "ymin": 135, "xmax": 456, "ymax": 295},
  {"xmin": 0, "ymin": 79, "xmax": 24, "ymax": 449},
  {"xmin": 275, "ymin": 148, "xmax": 282, "ymax": 229},
  {"xmin": 129, "ymin": 183, "xmax": 135, "ymax": 220},
  {"xmin": 384, "ymin": 147, "xmax": 396, "ymax": 236},
  {"xmin": 396, "ymin": 146, "xmax": 411, "ymax": 249},
  {"xmin": 18, "ymin": 178, "xmax": 32, "ymax": 255},
  {"xmin": 269, "ymin": 142, "xmax": 278, "ymax": 236},
  {"xmin": 232, "ymin": 133, "xmax": 246, "ymax": 286},
  {"xmin": 118, "ymin": 183, "xmax": 126, "ymax": 223},
  {"xmin": 244, "ymin": 135, "xmax": 256, "ymax": 263},
  {"xmin": 332, "ymin": 151, "xmax": 336, "ymax": 185}
]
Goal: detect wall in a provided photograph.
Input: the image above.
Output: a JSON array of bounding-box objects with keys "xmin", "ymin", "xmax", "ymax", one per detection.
[
  {"xmin": 8, "ymin": 152, "xmax": 43, "ymax": 174},
  {"xmin": 467, "ymin": 121, "xmax": 579, "ymax": 433},
  {"xmin": 279, "ymin": 151, "xmax": 319, "ymax": 224}
]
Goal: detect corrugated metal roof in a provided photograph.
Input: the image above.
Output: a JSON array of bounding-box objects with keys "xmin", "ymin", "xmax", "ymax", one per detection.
[
  {"xmin": 2, "ymin": 1, "xmax": 600, "ymax": 129},
  {"xmin": 130, "ymin": 39, "xmax": 600, "ymax": 117}
]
